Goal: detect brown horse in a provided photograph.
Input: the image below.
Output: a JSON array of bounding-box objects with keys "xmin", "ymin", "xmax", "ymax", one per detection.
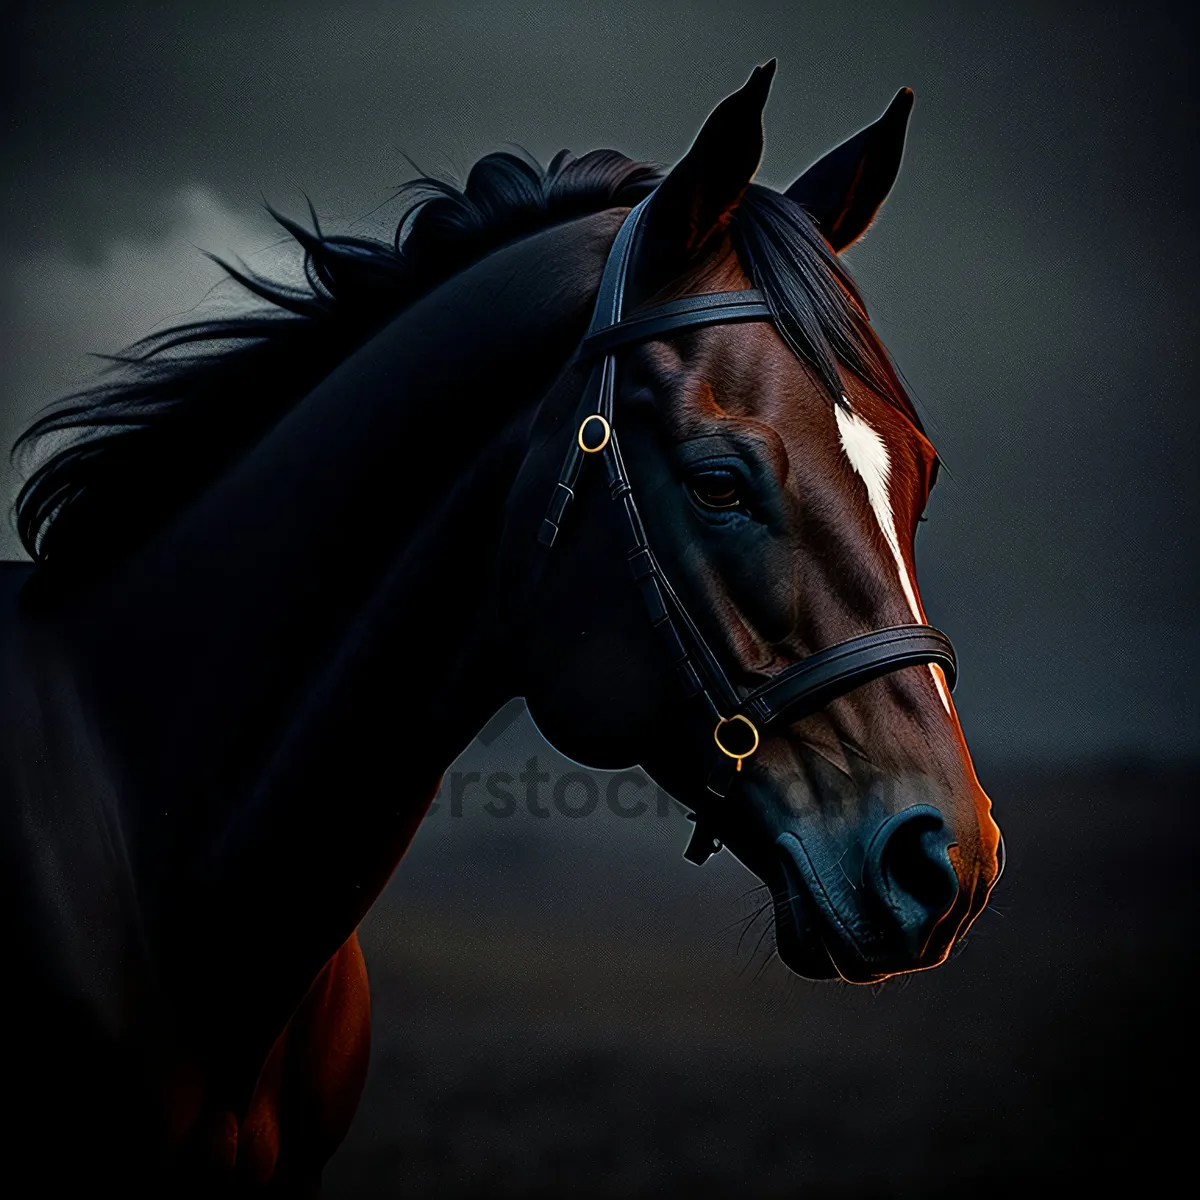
[{"xmin": 2, "ymin": 63, "xmax": 1001, "ymax": 1192}]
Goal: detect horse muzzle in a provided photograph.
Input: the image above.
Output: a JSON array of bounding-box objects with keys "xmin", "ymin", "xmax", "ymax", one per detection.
[{"xmin": 772, "ymin": 804, "xmax": 966, "ymax": 982}]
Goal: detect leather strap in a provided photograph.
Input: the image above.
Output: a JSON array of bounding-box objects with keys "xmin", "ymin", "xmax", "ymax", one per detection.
[
  {"xmin": 741, "ymin": 626, "xmax": 957, "ymax": 727},
  {"xmin": 538, "ymin": 197, "xmax": 649, "ymax": 549},
  {"xmin": 580, "ymin": 289, "xmax": 773, "ymax": 359}
]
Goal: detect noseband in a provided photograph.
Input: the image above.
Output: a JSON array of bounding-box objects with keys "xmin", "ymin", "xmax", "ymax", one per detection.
[{"xmin": 538, "ymin": 197, "xmax": 957, "ymax": 865}]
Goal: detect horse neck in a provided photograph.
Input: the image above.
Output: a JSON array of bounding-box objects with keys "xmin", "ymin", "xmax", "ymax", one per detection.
[
  {"xmin": 174, "ymin": 418, "xmax": 527, "ymax": 1061},
  {"xmin": 46, "ymin": 211, "xmax": 624, "ymax": 1050},
  {"xmin": 64, "ymin": 212, "xmax": 618, "ymax": 819}
]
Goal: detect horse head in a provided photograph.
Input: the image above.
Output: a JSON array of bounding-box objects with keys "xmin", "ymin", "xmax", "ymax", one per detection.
[{"xmin": 511, "ymin": 64, "xmax": 1003, "ymax": 983}]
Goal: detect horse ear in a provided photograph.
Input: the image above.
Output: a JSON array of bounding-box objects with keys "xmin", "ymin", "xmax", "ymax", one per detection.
[
  {"xmin": 785, "ymin": 88, "xmax": 914, "ymax": 252},
  {"xmin": 640, "ymin": 61, "xmax": 776, "ymax": 270}
]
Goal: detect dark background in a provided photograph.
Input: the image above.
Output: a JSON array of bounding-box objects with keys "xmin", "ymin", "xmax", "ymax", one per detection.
[{"xmin": 2, "ymin": 2, "xmax": 1196, "ymax": 1195}]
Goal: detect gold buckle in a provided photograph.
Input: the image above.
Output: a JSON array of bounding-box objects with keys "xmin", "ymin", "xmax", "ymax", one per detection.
[
  {"xmin": 577, "ymin": 414, "xmax": 611, "ymax": 454},
  {"xmin": 713, "ymin": 714, "xmax": 759, "ymax": 771}
]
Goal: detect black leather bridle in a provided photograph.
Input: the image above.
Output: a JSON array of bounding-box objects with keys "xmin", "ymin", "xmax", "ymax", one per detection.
[{"xmin": 538, "ymin": 196, "xmax": 957, "ymax": 865}]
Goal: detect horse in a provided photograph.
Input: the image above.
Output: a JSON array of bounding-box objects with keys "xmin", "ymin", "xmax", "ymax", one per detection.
[{"xmin": 1, "ymin": 62, "xmax": 1002, "ymax": 1193}]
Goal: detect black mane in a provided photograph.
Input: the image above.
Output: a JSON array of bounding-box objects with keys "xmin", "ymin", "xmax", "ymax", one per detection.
[{"xmin": 12, "ymin": 148, "xmax": 912, "ymax": 567}]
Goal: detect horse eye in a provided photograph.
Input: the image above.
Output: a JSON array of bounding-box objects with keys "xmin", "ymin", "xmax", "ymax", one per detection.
[{"xmin": 688, "ymin": 470, "xmax": 744, "ymax": 511}]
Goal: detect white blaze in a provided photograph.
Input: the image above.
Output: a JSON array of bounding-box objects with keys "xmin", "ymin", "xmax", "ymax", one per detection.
[{"xmin": 834, "ymin": 402, "xmax": 952, "ymax": 713}]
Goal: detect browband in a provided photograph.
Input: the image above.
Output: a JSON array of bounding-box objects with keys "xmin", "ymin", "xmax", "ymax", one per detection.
[{"xmin": 580, "ymin": 289, "xmax": 774, "ymax": 359}]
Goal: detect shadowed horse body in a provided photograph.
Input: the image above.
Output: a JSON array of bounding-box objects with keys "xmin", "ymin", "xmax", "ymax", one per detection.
[{"xmin": 1, "ymin": 64, "xmax": 1001, "ymax": 1191}]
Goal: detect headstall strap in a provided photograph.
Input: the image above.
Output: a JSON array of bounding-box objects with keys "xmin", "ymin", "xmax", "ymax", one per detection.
[{"xmin": 538, "ymin": 196, "xmax": 959, "ymax": 863}]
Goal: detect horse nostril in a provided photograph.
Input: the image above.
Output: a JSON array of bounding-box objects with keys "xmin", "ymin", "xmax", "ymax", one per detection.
[
  {"xmin": 882, "ymin": 824, "xmax": 957, "ymax": 911},
  {"xmin": 865, "ymin": 805, "xmax": 958, "ymax": 943}
]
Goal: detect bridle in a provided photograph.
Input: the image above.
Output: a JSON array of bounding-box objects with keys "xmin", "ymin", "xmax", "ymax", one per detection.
[{"xmin": 538, "ymin": 196, "xmax": 957, "ymax": 865}]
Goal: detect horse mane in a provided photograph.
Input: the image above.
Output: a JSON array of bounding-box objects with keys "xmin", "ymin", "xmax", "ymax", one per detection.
[{"xmin": 12, "ymin": 149, "xmax": 916, "ymax": 569}]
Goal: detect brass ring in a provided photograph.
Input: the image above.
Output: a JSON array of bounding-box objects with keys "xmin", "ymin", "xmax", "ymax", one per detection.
[
  {"xmin": 713, "ymin": 714, "xmax": 760, "ymax": 772},
  {"xmin": 577, "ymin": 413, "xmax": 611, "ymax": 454}
]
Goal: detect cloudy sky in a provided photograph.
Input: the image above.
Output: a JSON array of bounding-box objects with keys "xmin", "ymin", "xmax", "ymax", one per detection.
[{"xmin": 1, "ymin": 1, "xmax": 1195, "ymax": 762}]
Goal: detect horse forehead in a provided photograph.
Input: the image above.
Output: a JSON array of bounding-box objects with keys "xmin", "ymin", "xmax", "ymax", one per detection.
[
  {"xmin": 680, "ymin": 323, "xmax": 851, "ymax": 477},
  {"xmin": 738, "ymin": 337, "xmax": 925, "ymax": 493},
  {"xmin": 666, "ymin": 323, "xmax": 924, "ymax": 503}
]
